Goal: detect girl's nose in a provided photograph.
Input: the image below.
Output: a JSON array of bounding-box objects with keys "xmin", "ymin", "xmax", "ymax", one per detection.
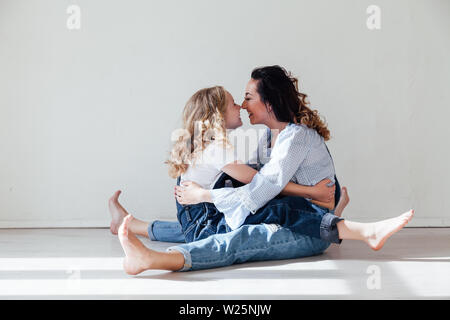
[{"xmin": 241, "ymin": 100, "xmax": 247, "ymax": 109}]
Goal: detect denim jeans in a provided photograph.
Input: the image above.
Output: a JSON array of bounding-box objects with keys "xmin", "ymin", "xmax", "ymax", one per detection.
[
  {"xmin": 149, "ymin": 173, "xmax": 343, "ymax": 244},
  {"xmin": 148, "ymin": 220, "xmax": 185, "ymax": 243},
  {"xmin": 244, "ymin": 196, "xmax": 343, "ymax": 244},
  {"xmin": 175, "ymin": 202, "xmax": 232, "ymax": 243},
  {"xmin": 148, "ymin": 173, "xmax": 241, "ymax": 243},
  {"xmin": 167, "ymin": 222, "xmax": 331, "ymax": 271}
]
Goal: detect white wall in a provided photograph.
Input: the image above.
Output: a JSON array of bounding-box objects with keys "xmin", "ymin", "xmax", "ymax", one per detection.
[{"xmin": 0, "ymin": 0, "xmax": 449, "ymax": 228}]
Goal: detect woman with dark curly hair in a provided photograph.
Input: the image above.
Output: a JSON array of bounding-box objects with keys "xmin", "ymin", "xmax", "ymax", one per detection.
[{"xmin": 109, "ymin": 66, "xmax": 413, "ymax": 274}]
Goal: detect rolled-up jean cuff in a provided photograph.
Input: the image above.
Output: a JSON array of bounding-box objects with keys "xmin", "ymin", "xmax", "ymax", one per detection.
[
  {"xmin": 166, "ymin": 246, "xmax": 192, "ymax": 272},
  {"xmin": 147, "ymin": 221, "xmax": 157, "ymax": 241},
  {"xmin": 320, "ymin": 213, "xmax": 344, "ymax": 244}
]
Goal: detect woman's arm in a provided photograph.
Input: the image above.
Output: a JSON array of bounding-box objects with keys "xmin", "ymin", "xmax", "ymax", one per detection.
[
  {"xmin": 177, "ymin": 126, "xmax": 329, "ymax": 226},
  {"xmin": 222, "ymin": 163, "xmax": 335, "ymax": 203},
  {"xmin": 176, "ymin": 163, "xmax": 335, "ymax": 208}
]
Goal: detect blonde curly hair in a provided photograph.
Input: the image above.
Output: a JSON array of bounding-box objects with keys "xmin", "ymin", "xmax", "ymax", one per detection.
[{"xmin": 166, "ymin": 86, "xmax": 230, "ymax": 178}]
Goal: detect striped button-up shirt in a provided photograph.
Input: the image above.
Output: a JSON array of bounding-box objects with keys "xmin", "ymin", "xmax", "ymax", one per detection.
[{"xmin": 210, "ymin": 123, "xmax": 336, "ymax": 230}]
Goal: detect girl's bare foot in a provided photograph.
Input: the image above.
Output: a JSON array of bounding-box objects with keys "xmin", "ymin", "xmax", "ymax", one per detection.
[
  {"xmin": 109, "ymin": 190, "xmax": 128, "ymax": 235},
  {"xmin": 118, "ymin": 215, "xmax": 185, "ymax": 274},
  {"xmin": 118, "ymin": 215, "xmax": 154, "ymax": 275},
  {"xmin": 365, "ymin": 210, "xmax": 414, "ymax": 251},
  {"xmin": 334, "ymin": 187, "xmax": 349, "ymax": 217}
]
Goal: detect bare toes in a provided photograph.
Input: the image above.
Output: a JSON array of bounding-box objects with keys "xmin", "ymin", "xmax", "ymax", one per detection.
[
  {"xmin": 119, "ymin": 215, "xmax": 132, "ymax": 237},
  {"xmin": 110, "ymin": 190, "xmax": 121, "ymax": 203}
]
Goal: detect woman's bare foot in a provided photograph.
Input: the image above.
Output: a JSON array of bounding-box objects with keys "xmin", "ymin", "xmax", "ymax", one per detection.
[
  {"xmin": 334, "ymin": 187, "xmax": 349, "ymax": 217},
  {"xmin": 118, "ymin": 215, "xmax": 155, "ymax": 275},
  {"xmin": 364, "ymin": 210, "xmax": 414, "ymax": 251},
  {"xmin": 109, "ymin": 190, "xmax": 128, "ymax": 235}
]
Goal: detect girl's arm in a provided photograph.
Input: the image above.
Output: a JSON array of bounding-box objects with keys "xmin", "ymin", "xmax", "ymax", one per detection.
[{"xmin": 221, "ymin": 163, "xmax": 335, "ymax": 204}]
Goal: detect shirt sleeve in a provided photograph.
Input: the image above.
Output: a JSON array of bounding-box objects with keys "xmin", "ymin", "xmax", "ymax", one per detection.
[{"xmin": 210, "ymin": 125, "xmax": 312, "ymax": 229}]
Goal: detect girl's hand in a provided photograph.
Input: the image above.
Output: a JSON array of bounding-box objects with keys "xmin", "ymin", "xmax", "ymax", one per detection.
[
  {"xmin": 310, "ymin": 179, "xmax": 335, "ymax": 202},
  {"xmin": 174, "ymin": 181, "xmax": 211, "ymax": 205}
]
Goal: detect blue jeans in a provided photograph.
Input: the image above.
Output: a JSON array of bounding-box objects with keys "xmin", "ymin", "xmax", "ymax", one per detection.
[
  {"xmin": 148, "ymin": 220, "xmax": 185, "ymax": 243},
  {"xmin": 148, "ymin": 173, "xmax": 341, "ymax": 271},
  {"xmin": 244, "ymin": 196, "xmax": 343, "ymax": 244},
  {"xmin": 149, "ymin": 173, "xmax": 343, "ymax": 244},
  {"xmin": 167, "ymin": 223, "xmax": 331, "ymax": 271},
  {"xmin": 148, "ymin": 173, "xmax": 240, "ymax": 243},
  {"xmin": 166, "ymin": 195, "xmax": 343, "ymax": 244},
  {"xmin": 175, "ymin": 202, "xmax": 232, "ymax": 243}
]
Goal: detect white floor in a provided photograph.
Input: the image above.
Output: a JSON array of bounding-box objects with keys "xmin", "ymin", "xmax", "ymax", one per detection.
[{"xmin": 0, "ymin": 227, "xmax": 449, "ymax": 299}]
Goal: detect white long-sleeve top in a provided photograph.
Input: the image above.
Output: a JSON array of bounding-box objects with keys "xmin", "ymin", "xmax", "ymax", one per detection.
[{"xmin": 210, "ymin": 123, "xmax": 336, "ymax": 230}]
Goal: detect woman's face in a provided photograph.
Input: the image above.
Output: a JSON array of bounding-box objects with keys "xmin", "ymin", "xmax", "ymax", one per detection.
[
  {"xmin": 224, "ymin": 91, "xmax": 243, "ymax": 129},
  {"xmin": 242, "ymin": 79, "xmax": 271, "ymax": 125}
]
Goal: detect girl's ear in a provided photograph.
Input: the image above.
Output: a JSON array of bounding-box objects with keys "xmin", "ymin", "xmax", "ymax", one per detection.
[{"xmin": 266, "ymin": 103, "xmax": 273, "ymax": 113}]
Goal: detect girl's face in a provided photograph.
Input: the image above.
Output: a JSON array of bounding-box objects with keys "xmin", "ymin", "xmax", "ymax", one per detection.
[
  {"xmin": 224, "ymin": 91, "xmax": 243, "ymax": 129},
  {"xmin": 241, "ymin": 79, "xmax": 271, "ymax": 125}
]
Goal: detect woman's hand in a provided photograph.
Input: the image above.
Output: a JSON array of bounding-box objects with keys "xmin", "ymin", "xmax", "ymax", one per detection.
[
  {"xmin": 174, "ymin": 181, "xmax": 212, "ymax": 205},
  {"xmin": 310, "ymin": 179, "xmax": 335, "ymax": 202}
]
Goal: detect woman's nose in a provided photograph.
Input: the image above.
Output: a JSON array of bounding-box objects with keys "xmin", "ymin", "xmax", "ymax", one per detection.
[{"xmin": 241, "ymin": 100, "xmax": 247, "ymax": 109}]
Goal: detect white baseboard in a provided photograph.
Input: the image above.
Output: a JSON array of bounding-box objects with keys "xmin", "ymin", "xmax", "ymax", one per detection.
[
  {"xmin": 0, "ymin": 217, "xmax": 449, "ymax": 229},
  {"xmin": 0, "ymin": 218, "xmax": 174, "ymax": 229},
  {"xmin": 0, "ymin": 219, "xmax": 111, "ymax": 229}
]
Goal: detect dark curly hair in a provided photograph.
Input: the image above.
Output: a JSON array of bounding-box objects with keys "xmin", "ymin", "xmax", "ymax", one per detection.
[{"xmin": 251, "ymin": 65, "xmax": 330, "ymax": 141}]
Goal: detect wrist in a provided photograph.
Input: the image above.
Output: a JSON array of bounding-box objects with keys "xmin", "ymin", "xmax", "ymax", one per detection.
[{"xmin": 202, "ymin": 189, "xmax": 212, "ymax": 203}]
